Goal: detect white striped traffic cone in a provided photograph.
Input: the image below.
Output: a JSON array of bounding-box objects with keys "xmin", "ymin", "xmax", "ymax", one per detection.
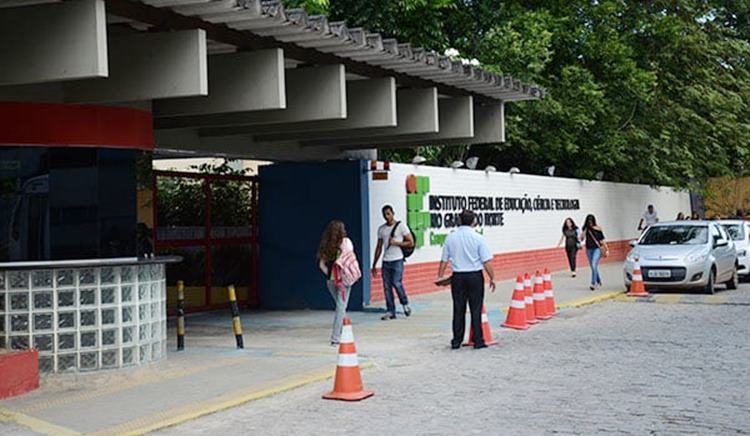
[
  {"xmin": 464, "ymin": 304, "xmax": 498, "ymax": 346},
  {"xmin": 322, "ymin": 318, "xmax": 374, "ymax": 401},
  {"xmin": 501, "ymin": 275, "xmax": 529, "ymax": 330}
]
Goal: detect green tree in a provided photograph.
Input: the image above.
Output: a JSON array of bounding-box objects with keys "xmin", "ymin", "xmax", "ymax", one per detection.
[
  {"xmin": 286, "ymin": 0, "xmax": 750, "ymax": 189},
  {"xmin": 282, "ymin": 0, "xmax": 329, "ymax": 15}
]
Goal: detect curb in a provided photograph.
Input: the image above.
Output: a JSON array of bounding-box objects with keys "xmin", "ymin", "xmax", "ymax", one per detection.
[
  {"xmin": 96, "ymin": 362, "xmax": 375, "ymax": 435},
  {"xmin": 556, "ymin": 290, "xmax": 625, "ymax": 310},
  {"xmin": 494, "ymin": 290, "xmax": 625, "ymax": 315},
  {"xmin": 2, "ymin": 363, "xmax": 374, "ymax": 436},
  {"xmin": 0, "ymin": 408, "xmax": 80, "ymax": 436}
]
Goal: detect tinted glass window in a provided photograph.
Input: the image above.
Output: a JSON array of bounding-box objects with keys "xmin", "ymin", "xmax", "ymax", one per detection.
[
  {"xmin": 49, "ymin": 148, "xmax": 99, "ymax": 259},
  {"xmin": 0, "ymin": 146, "xmax": 137, "ymax": 262},
  {"xmin": 640, "ymin": 225, "xmax": 708, "ymax": 245},
  {"xmin": 721, "ymin": 224, "xmax": 744, "ymax": 241},
  {"xmin": 0, "ymin": 148, "xmax": 49, "ymax": 261}
]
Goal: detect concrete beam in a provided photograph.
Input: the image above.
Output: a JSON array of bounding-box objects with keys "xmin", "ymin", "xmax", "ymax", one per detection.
[
  {"xmin": 154, "ymin": 64, "xmax": 347, "ymax": 129},
  {"xmin": 230, "ymin": 87, "xmax": 438, "ymax": 142},
  {"xmin": 302, "ymin": 95, "xmax": 472, "ymax": 148},
  {"xmin": 154, "ymin": 128, "xmax": 349, "ymax": 161},
  {"xmin": 64, "ymin": 29, "xmax": 208, "ymax": 103},
  {"xmin": 0, "ymin": 83, "xmax": 63, "ymax": 102},
  {"xmin": 196, "ymin": 77, "xmax": 397, "ymax": 137},
  {"xmin": 153, "ymin": 49, "xmax": 285, "ymax": 117},
  {"xmin": 0, "ymin": 0, "xmax": 107, "ymax": 85},
  {"xmin": 338, "ymin": 102, "xmax": 504, "ymax": 150},
  {"xmin": 472, "ymin": 102, "xmax": 505, "ymax": 144}
]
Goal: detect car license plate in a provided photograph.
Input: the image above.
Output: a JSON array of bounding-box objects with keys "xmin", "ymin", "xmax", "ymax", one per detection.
[{"xmin": 648, "ymin": 269, "xmax": 671, "ymax": 278}]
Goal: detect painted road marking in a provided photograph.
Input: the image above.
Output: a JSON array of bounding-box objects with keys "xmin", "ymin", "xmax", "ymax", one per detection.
[
  {"xmin": 655, "ymin": 294, "xmax": 682, "ymax": 304},
  {"xmin": 705, "ymin": 295, "xmax": 728, "ymax": 305}
]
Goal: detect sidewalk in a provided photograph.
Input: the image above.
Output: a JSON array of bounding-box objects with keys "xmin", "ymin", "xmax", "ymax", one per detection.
[{"xmin": 0, "ymin": 263, "xmax": 625, "ymax": 435}]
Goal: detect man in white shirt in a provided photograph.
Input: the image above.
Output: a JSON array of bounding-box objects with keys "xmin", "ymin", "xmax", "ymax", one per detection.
[
  {"xmin": 436, "ymin": 210, "xmax": 496, "ymax": 349},
  {"xmin": 638, "ymin": 204, "xmax": 659, "ymax": 232},
  {"xmin": 372, "ymin": 205, "xmax": 414, "ymax": 320}
]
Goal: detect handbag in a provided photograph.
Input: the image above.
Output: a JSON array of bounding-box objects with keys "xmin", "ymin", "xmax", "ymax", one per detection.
[{"xmin": 588, "ymin": 229, "xmax": 609, "ymax": 258}]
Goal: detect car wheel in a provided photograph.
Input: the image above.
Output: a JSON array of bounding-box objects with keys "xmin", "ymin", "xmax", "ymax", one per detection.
[
  {"xmin": 725, "ymin": 269, "xmax": 738, "ymax": 290},
  {"xmin": 704, "ymin": 269, "xmax": 716, "ymax": 295}
]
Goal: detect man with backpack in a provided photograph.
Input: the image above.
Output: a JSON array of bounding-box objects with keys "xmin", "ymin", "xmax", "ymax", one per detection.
[{"xmin": 372, "ymin": 205, "xmax": 414, "ymax": 320}]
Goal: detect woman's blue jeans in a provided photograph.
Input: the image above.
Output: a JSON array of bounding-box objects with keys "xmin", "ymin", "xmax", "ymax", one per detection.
[{"xmin": 586, "ymin": 248, "xmax": 602, "ymax": 286}]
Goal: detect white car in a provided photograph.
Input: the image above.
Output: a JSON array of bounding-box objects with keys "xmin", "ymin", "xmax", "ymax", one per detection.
[
  {"xmin": 720, "ymin": 220, "xmax": 750, "ymax": 280},
  {"xmin": 624, "ymin": 221, "xmax": 737, "ymax": 294}
]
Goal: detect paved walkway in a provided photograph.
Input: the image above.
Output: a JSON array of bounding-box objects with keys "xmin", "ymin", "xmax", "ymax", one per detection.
[
  {"xmin": 156, "ymin": 288, "xmax": 750, "ymax": 436},
  {"xmin": 0, "ymin": 264, "xmax": 626, "ymax": 435}
]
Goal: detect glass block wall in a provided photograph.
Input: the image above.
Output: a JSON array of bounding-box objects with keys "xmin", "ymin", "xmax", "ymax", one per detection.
[{"xmin": 0, "ymin": 263, "xmax": 167, "ymax": 373}]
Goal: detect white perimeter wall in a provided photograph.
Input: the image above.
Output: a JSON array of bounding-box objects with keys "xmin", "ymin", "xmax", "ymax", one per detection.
[{"xmin": 368, "ymin": 163, "xmax": 691, "ymax": 264}]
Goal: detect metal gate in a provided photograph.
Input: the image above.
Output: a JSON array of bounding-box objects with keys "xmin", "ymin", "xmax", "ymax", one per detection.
[{"xmin": 152, "ymin": 170, "xmax": 259, "ymax": 312}]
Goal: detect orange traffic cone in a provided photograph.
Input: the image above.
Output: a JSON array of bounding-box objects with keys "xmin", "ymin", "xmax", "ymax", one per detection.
[
  {"xmin": 533, "ymin": 271, "xmax": 552, "ymax": 320},
  {"xmin": 543, "ymin": 268, "xmax": 557, "ymax": 316},
  {"xmin": 501, "ymin": 275, "xmax": 529, "ymax": 330},
  {"xmin": 464, "ymin": 304, "xmax": 498, "ymax": 346},
  {"xmin": 322, "ymin": 318, "xmax": 374, "ymax": 401},
  {"xmin": 523, "ymin": 273, "xmax": 538, "ymax": 325},
  {"xmin": 626, "ymin": 262, "xmax": 649, "ymax": 297}
]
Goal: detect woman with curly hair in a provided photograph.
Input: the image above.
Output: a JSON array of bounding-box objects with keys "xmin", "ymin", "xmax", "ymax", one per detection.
[{"xmin": 317, "ymin": 220, "xmax": 354, "ymax": 345}]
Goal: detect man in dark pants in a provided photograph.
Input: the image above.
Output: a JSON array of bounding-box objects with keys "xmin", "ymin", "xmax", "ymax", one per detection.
[{"xmin": 436, "ymin": 210, "xmax": 496, "ymax": 349}]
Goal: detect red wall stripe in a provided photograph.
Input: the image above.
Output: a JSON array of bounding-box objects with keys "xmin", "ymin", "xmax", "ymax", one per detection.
[
  {"xmin": 0, "ymin": 102, "xmax": 153, "ymax": 150},
  {"xmin": 370, "ymin": 240, "xmax": 629, "ymax": 302}
]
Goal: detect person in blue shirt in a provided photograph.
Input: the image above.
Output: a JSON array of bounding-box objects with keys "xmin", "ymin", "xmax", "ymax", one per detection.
[{"xmin": 436, "ymin": 210, "xmax": 496, "ymax": 349}]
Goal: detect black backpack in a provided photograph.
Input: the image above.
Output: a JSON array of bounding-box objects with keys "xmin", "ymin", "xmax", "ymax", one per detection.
[{"xmin": 391, "ymin": 221, "xmax": 416, "ymax": 259}]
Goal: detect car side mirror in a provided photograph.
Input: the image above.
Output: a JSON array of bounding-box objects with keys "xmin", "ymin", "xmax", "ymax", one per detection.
[
  {"xmin": 716, "ymin": 238, "xmax": 729, "ymax": 248},
  {"xmin": 629, "ymin": 239, "xmax": 638, "ymax": 248}
]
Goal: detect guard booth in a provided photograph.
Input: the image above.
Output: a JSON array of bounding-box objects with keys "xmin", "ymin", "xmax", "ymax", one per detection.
[{"xmin": 0, "ymin": 0, "xmax": 542, "ymax": 375}]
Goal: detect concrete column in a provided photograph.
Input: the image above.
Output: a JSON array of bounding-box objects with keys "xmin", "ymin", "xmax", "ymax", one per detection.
[
  {"xmin": 154, "ymin": 64, "xmax": 347, "ymax": 129},
  {"xmin": 153, "ymin": 49, "xmax": 286, "ymax": 117},
  {"xmin": 0, "ymin": 0, "xmax": 107, "ymax": 85},
  {"xmin": 64, "ymin": 30, "xmax": 208, "ymax": 103}
]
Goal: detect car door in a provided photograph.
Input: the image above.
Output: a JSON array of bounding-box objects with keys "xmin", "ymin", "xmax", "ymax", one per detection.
[{"xmin": 714, "ymin": 224, "xmax": 735, "ymax": 280}]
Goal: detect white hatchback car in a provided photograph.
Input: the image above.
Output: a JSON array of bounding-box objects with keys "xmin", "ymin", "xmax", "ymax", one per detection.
[
  {"xmin": 719, "ymin": 220, "xmax": 750, "ymax": 281},
  {"xmin": 624, "ymin": 221, "xmax": 737, "ymax": 294}
]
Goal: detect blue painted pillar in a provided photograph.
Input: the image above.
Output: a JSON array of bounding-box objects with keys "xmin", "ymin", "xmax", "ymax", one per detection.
[{"xmin": 258, "ymin": 160, "xmax": 370, "ymax": 310}]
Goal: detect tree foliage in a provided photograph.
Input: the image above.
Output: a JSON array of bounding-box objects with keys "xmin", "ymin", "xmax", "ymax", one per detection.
[
  {"xmin": 286, "ymin": 0, "xmax": 750, "ymax": 189},
  {"xmin": 157, "ymin": 160, "xmax": 252, "ymax": 228}
]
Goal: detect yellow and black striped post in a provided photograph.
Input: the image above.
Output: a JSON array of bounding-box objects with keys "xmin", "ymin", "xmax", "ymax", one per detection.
[
  {"xmin": 227, "ymin": 285, "xmax": 244, "ymax": 349},
  {"xmin": 176, "ymin": 280, "xmax": 185, "ymax": 351}
]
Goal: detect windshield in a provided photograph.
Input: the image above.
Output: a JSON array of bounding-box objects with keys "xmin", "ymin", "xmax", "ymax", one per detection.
[
  {"xmin": 640, "ymin": 225, "xmax": 708, "ymax": 245},
  {"xmin": 721, "ymin": 224, "xmax": 745, "ymax": 241}
]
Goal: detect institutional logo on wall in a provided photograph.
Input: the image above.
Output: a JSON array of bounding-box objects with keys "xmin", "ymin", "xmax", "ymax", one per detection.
[
  {"xmin": 405, "ymin": 174, "xmax": 430, "ymax": 248},
  {"xmin": 405, "ymin": 174, "xmax": 453, "ymax": 247}
]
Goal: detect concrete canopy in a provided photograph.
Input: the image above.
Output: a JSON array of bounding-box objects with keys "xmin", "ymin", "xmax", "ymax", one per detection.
[{"xmin": 0, "ymin": 0, "xmax": 544, "ymax": 161}]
